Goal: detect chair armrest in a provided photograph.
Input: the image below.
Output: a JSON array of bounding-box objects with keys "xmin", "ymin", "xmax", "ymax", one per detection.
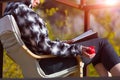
[{"xmin": 22, "ymin": 45, "xmax": 56, "ymax": 59}]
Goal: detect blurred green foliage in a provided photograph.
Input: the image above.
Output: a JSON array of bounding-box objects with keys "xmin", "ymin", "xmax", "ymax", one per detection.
[
  {"xmin": 3, "ymin": 51, "xmax": 23, "ymax": 78},
  {"xmin": 3, "ymin": 0, "xmax": 120, "ymax": 78}
]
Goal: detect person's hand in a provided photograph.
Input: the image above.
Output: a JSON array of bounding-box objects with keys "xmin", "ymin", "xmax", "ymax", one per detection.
[{"xmin": 81, "ymin": 46, "xmax": 96, "ymax": 59}]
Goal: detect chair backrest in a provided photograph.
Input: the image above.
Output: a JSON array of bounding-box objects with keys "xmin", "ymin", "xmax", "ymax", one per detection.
[
  {"xmin": 0, "ymin": 15, "xmax": 79, "ymax": 78},
  {"xmin": 0, "ymin": 15, "xmax": 43, "ymax": 78}
]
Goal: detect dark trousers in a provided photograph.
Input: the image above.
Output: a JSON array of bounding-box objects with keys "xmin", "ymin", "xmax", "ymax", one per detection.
[{"xmin": 39, "ymin": 38, "xmax": 120, "ymax": 74}]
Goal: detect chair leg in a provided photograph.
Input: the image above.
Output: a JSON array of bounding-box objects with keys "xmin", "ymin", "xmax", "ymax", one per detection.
[
  {"xmin": 83, "ymin": 64, "xmax": 88, "ymax": 76},
  {"xmin": 0, "ymin": 3, "xmax": 3, "ymax": 78},
  {"xmin": 76, "ymin": 55, "xmax": 84, "ymax": 77},
  {"xmin": 0, "ymin": 41, "xmax": 3, "ymax": 78}
]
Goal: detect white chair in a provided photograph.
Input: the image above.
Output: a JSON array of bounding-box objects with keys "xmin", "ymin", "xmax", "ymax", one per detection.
[{"xmin": 0, "ymin": 15, "xmax": 84, "ymax": 78}]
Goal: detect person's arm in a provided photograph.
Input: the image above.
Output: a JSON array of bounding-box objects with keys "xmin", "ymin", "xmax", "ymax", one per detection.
[{"xmin": 40, "ymin": 37, "xmax": 82, "ymax": 57}]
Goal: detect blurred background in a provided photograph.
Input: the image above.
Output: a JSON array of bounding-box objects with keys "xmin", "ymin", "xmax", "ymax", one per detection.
[{"xmin": 2, "ymin": 0, "xmax": 120, "ymax": 78}]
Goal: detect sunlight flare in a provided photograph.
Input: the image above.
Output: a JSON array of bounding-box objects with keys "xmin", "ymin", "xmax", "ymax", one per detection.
[{"xmin": 105, "ymin": 0, "xmax": 118, "ymax": 6}]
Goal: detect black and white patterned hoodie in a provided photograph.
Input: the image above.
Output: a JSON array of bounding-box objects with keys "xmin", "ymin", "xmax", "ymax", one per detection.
[{"xmin": 4, "ymin": 0, "xmax": 82, "ymax": 57}]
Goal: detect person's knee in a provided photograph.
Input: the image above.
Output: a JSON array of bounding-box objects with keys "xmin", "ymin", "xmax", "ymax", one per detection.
[{"xmin": 99, "ymin": 38, "xmax": 109, "ymax": 46}]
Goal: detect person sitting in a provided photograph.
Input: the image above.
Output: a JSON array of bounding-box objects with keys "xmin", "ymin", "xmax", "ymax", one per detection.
[{"xmin": 3, "ymin": 0, "xmax": 120, "ymax": 76}]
